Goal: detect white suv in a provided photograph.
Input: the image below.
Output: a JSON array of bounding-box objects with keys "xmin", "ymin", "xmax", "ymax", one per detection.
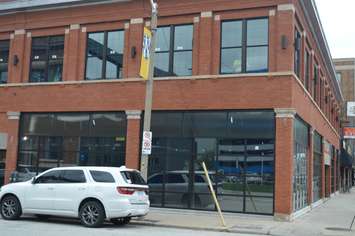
[{"xmin": 0, "ymin": 166, "xmax": 149, "ymax": 227}]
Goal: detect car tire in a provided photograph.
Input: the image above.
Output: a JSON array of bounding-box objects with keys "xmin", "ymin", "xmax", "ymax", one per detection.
[
  {"xmin": 111, "ymin": 217, "xmax": 131, "ymax": 226},
  {"xmin": 79, "ymin": 201, "xmax": 105, "ymax": 228},
  {"xmin": 0, "ymin": 195, "xmax": 22, "ymax": 220}
]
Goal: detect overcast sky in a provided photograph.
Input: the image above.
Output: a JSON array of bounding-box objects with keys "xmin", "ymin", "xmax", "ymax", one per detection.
[{"xmin": 315, "ymin": 0, "xmax": 355, "ymax": 59}]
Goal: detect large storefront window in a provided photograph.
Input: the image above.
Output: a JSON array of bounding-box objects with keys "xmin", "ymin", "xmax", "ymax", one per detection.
[
  {"xmin": 148, "ymin": 111, "xmax": 275, "ymax": 214},
  {"xmin": 293, "ymin": 118, "xmax": 308, "ymax": 212},
  {"xmin": 17, "ymin": 113, "xmax": 126, "ymax": 176},
  {"xmin": 313, "ymin": 132, "xmax": 322, "ymax": 202},
  {"xmin": 0, "ymin": 150, "xmax": 5, "ymax": 186}
]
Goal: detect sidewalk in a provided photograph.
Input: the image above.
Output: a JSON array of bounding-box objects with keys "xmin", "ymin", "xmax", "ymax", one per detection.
[{"xmin": 131, "ymin": 189, "xmax": 355, "ymax": 235}]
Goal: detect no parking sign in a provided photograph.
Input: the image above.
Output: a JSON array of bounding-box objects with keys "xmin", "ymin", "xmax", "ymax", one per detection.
[{"xmin": 142, "ymin": 131, "xmax": 152, "ymax": 155}]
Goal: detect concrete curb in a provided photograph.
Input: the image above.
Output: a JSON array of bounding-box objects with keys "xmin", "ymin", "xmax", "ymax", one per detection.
[{"xmin": 130, "ymin": 220, "xmax": 270, "ymax": 235}]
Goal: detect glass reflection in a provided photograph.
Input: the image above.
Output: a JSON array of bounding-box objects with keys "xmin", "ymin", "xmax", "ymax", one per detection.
[
  {"xmin": 17, "ymin": 113, "xmax": 127, "ymax": 178},
  {"xmin": 148, "ymin": 111, "xmax": 275, "ymax": 214}
]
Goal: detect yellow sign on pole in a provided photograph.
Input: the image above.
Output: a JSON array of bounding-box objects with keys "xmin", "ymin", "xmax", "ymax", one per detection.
[{"xmin": 140, "ymin": 27, "xmax": 152, "ymax": 80}]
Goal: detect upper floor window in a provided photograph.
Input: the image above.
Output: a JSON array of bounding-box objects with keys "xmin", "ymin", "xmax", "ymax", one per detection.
[
  {"xmin": 154, "ymin": 24, "xmax": 193, "ymax": 77},
  {"xmin": 30, "ymin": 36, "xmax": 64, "ymax": 83},
  {"xmin": 0, "ymin": 40, "xmax": 10, "ymax": 84},
  {"xmin": 336, "ymin": 72, "xmax": 342, "ymax": 85},
  {"xmin": 304, "ymin": 50, "xmax": 310, "ymax": 90},
  {"xmin": 86, "ymin": 30, "xmax": 124, "ymax": 80},
  {"xmin": 313, "ymin": 64, "xmax": 318, "ymax": 101},
  {"xmin": 221, "ymin": 18, "xmax": 269, "ymax": 74},
  {"xmin": 294, "ymin": 29, "xmax": 301, "ymax": 78}
]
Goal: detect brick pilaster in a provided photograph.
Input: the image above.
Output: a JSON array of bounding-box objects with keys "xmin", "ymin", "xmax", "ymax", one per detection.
[
  {"xmin": 125, "ymin": 110, "xmax": 142, "ymax": 169},
  {"xmin": 126, "ymin": 18, "xmax": 144, "ymax": 78},
  {"xmin": 198, "ymin": 11, "xmax": 213, "ymax": 75},
  {"xmin": 276, "ymin": 4, "xmax": 295, "ymax": 72},
  {"xmin": 274, "ymin": 108, "xmax": 296, "ymax": 220},
  {"xmin": 8, "ymin": 30, "xmax": 27, "ymax": 83},
  {"xmin": 4, "ymin": 112, "xmax": 20, "ymax": 184}
]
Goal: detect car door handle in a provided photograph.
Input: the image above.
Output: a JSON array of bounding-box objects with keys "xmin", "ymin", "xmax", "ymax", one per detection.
[
  {"xmin": 48, "ymin": 187, "xmax": 54, "ymax": 190},
  {"xmin": 78, "ymin": 187, "xmax": 86, "ymax": 191}
]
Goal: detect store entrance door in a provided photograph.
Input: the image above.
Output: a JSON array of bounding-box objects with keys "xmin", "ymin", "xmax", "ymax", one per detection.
[{"xmin": 0, "ymin": 150, "xmax": 6, "ymax": 186}]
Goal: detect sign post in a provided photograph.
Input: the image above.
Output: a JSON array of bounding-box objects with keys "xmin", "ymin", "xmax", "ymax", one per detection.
[{"xmin": 140, "ymin": 0, "xmax": 158, "ymax": 181}]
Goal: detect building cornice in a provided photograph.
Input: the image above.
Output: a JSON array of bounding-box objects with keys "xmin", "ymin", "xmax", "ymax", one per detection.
[{"xmin": 0, "ymin": 0, "xmax": 131, "ymax": 15}]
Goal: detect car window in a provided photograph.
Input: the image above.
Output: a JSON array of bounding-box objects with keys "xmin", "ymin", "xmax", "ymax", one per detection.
[
  {"xmin": 194, "ymin": 175, "xmax": 205, "ymax": 183},
  {"xmin": 90, "ymin": 170, "xmax": 115, "ymax": 183},
  {"xmin": 167, "ymin": 174, "xmax": 185, "ymax": 184},
  {"xmin": 61, "ymin": 170, "xmax": 86, "ymax": 183},
  {"xmin": 121, "ymin": 171, "xmax": 146, "ymax": 185},
  {"xmin": 35, "ymin": 170, "xmax": 61, "ymax": 184},
  {"xmin": 148, "ymin": 174, "xmax": 163, "ymax": 184}
]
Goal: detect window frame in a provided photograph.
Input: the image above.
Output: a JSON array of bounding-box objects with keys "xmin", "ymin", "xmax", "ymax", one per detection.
[
  {"xmin": 154, "ymin": 24, "xmax": 194, "ymax": 77},
  {"xmin": 29, "ymin": 35, "xmax": 65, "ymax": 83},
  {"xmin": 85, "ymin": 29, "xmax": 125, "ymax": 80},
  {"xmin": 220, "ymin": 17, "xmax": 269, "ymax": 74}
]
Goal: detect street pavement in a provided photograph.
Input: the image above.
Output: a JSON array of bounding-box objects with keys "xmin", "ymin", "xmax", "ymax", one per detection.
[
  {"xmin": 1, "ymin": 188, "xmax": 355, "ymax": 236},
  {"xmin": 0, "ymin": 216, "xmax": 252, "ymax": 236}
]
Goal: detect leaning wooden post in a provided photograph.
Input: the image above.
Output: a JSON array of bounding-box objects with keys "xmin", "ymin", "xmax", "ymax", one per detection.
[{"xmin": 202, "ymin": 162, "xmax": 227, "ymax": 228}]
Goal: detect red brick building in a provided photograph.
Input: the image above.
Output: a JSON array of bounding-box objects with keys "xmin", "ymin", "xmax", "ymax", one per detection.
[{"xmin": 0, "ymin": 0, "xmax": 342, "ymax": 220}]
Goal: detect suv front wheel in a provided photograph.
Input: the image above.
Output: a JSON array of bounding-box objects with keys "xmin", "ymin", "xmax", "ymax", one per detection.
[
  {"xmin": 79, "ymin": 201, "xmax": 105, "ymax": 227},
  {"xmin": 0, "ymin": 195, "xmax": 22, "ymax": 220}
]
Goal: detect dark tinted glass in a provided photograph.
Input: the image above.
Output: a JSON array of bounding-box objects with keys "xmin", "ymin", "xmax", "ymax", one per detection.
[
  {"xmin": 121, "ymin": 171, "xmax": 146, "ymax": 185},
  {"xmin": 18, "ymin": 112, "xmax": 127, "ymax": 174},
  {"xmin": 90, "ymin": 170, "xmax": 115, "ymax": 183},
  {"xmin": 222, "ymin": 21, "xmax": 242, "ymax": 47},
  {"xmin": 0, "ymin": 40, "xmax": 9, "ymax": 84},
  {"xmin": 30, "ymin": 36, "xmax": 64, "ymax": 82},
  {"xmin": 167, "ymin": 173, "xmax": 185, "ymax": 184},
  {"xmin": 148, "ymin": 174, "xmax": 163, "ymax": 184},
  {"xmin": 35, "ymin": 170, "xmax": 61, "ymax": 183},
  {"xmin": 174, "ymin": 25, "xmax": 193, "ymax": 50},
  {"xmin": 247, "ymin": 19, "xmax": 268, "ymax": 46},
  {"xmin": 61, "ymin": 170, "xmax": 86, "ymax": 183}
]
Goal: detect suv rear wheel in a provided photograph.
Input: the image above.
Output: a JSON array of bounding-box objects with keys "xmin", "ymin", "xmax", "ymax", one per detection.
[
  {"xmin": 111, "ymin": 217, "xmax": 131, "ymax": 226},
  {"xmin": 79, "ymin": 201, "xmax": 105, "ymax": 227},
  {"xmin": 0, "ymin": 195, "xmax": 22, "ymax": 220}
]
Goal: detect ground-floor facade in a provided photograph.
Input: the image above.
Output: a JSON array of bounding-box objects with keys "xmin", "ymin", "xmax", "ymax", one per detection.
[{"xmin": 0, "ymin": 73, "xmax": 341, "ymax": 219}]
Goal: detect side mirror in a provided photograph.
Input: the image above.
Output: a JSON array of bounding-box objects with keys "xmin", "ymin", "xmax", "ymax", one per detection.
[{"xmin": 31, "ymin": 177, "xmax": 36, "ymax": 184}]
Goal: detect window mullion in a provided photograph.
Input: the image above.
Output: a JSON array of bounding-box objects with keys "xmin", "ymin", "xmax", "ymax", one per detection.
[
  {"xmin": 242, "ymin": 20, "xmax": 247, "ymax": 73},
  {"xmin": 102, "ymin": 31, "xmax": 108, "ymax": 80},
  {"xmin": 45, "ymin": 37, "xmax": 50, "ymax": 82},
  {"xmin": 169, "ymin": 25, "xmax": 174, "ymax": 75}
]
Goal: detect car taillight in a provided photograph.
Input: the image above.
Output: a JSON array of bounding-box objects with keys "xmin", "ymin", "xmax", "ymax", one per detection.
[
  {"xmin": 116, "ymin": 187, "xmax": 149, "ymax": 195},
  {"xmin": 117, "ymin": 187, "xmax": 136, "ymax": 195}
]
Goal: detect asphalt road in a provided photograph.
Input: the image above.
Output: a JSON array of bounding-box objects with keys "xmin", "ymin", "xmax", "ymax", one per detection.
[{"xmin": 0, "ymin": 217, "xmax": 255, "ymax": 236}]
